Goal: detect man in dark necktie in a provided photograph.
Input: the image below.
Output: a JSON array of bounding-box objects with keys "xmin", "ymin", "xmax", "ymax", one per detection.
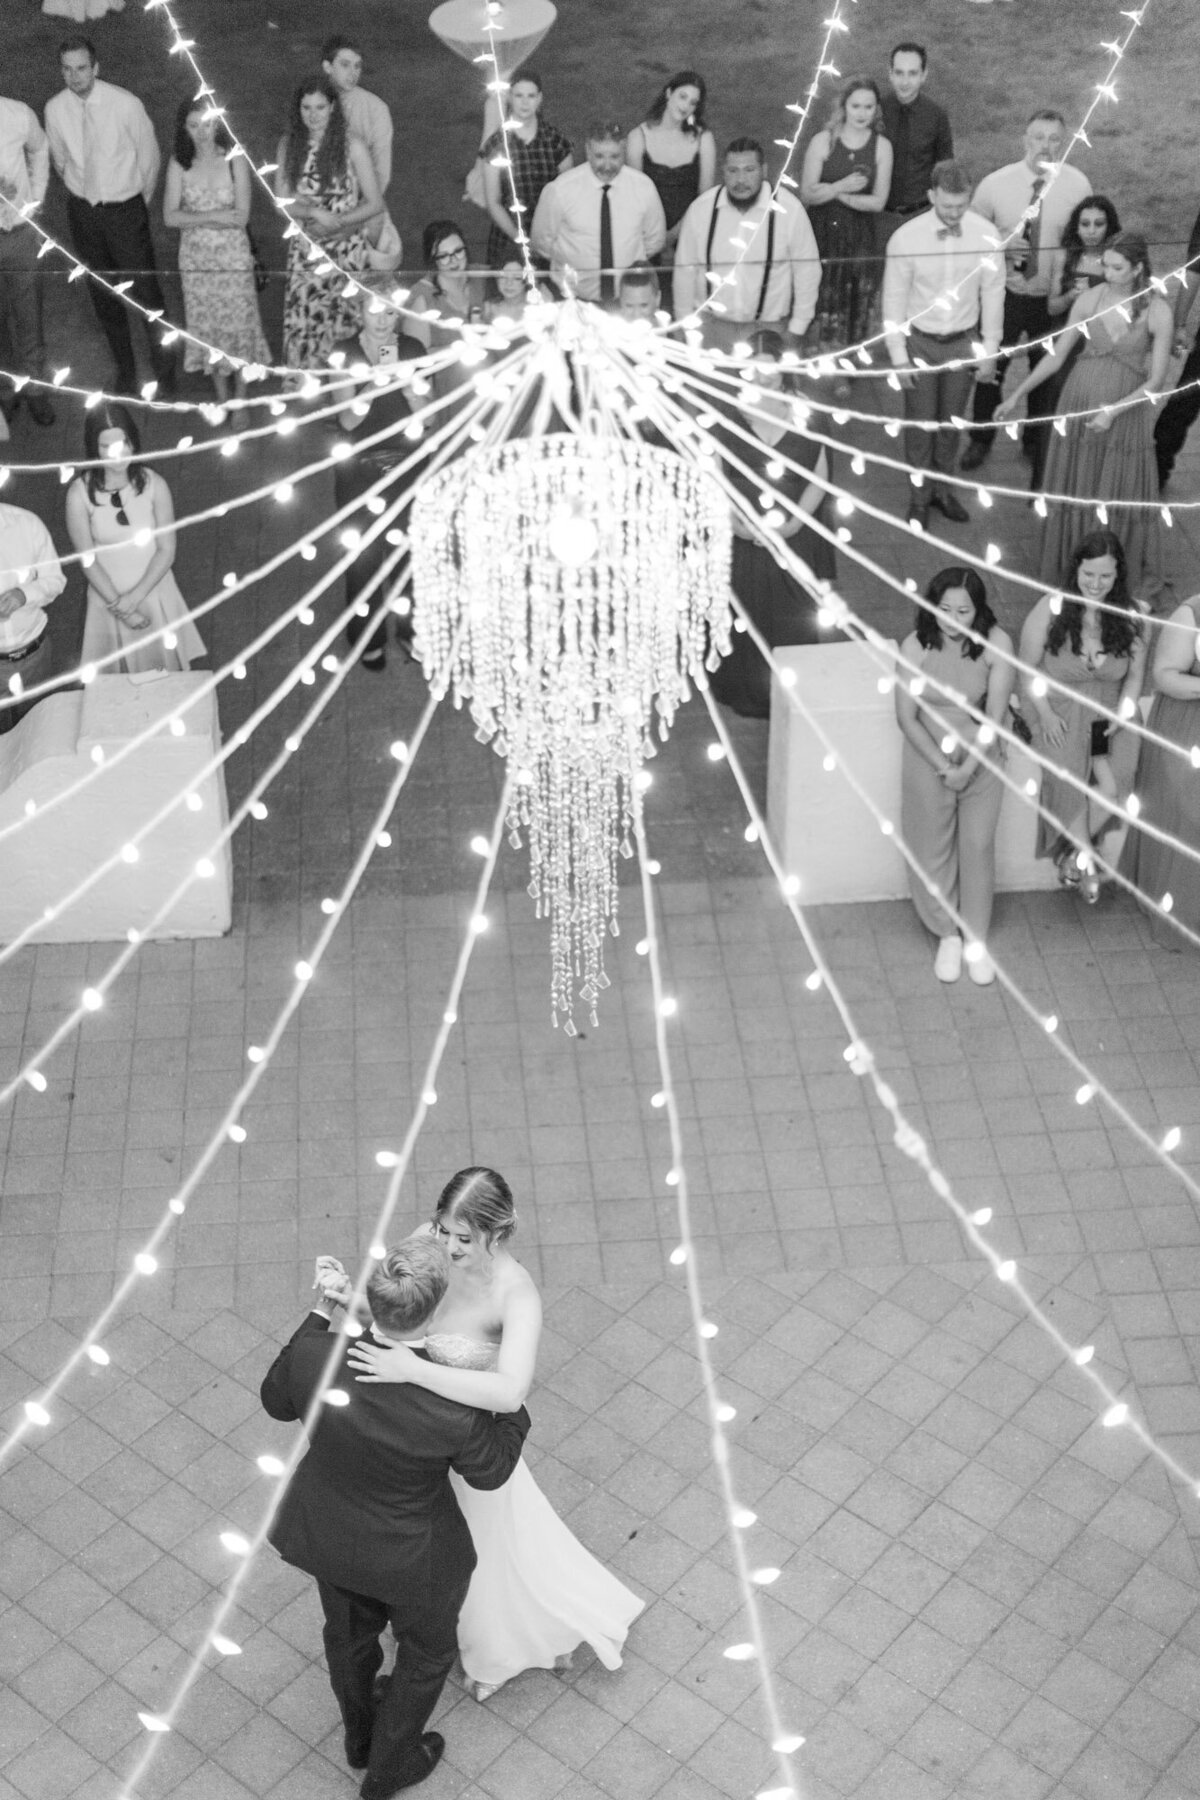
[
  {"xmin": 963, "ymin": 110, "xmax": 1090, "ymax": 478},
  {"xmin": 530, "ymin": 121, "xmax": 665, "ymax": 303},
  {"xmin": 879, "ymin": 43, "xmax": 953, "ymax": 246}
]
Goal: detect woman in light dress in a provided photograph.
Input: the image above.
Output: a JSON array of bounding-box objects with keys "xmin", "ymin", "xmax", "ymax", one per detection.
[
  {"xmin": 1118, "ymin": 597, "xmax": 1200, "ymax": 946},
  {"xmin": 65, "ymin": 402, "xmax": 205, "ymax": 674},
  {"xmin": 163, "ymin": 99, "xmax": 270, "ymax": 409},
  {"xmin": 339, "ymin": 1168, "xmax": 644, "ymax": 1700}
]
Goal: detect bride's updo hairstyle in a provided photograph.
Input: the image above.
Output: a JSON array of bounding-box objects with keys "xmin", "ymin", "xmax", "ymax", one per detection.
[{"xmin": 436, "ymin": 1166, "xmax": 517, "ymax": 1249}]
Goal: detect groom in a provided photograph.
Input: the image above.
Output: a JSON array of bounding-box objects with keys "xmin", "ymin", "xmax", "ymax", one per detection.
[{"xmin": 260, "ymin": 1238, "xmax": 530, "ymax": 1797}]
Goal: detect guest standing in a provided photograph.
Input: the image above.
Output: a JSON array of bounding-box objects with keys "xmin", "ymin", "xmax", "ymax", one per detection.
[
  {"xmin": 0, "ymin": 498, "xmax": 66, "ymax": 732},
  {"xmin": 708, "ymin": 329, "xmax": 837, "ymax": 719},
  {"xmin": 530, "ymin": 121, "xmax": 665, "ymax": 303},
  {"xmin": 1119, "ymin": 597, "xmax": 1200, "ymax": 946},
  {"xmin": 1017, "ymin": 530, "xmax": 1146, "ymax": 901},
  {"xmin": 626, "ymin": 70, "xmax": 716, "ymax": 306},
  {"xmin": 800, "ymin": 77, "xmax": 892, "ymax": 361},
  {"xmin": 996, "ymin": 231, "xmax": 1172, "ymax": 598},
  {"xmin": 275, "ymin": 75, "xmax": 382, "ymax": 372},
  {"xmin": 321, "ymin": 34, "xmax": 393, "ymax": 198},
  {"xmin": 895, "ymin": 567, "xmax": 1014, "ymax": 985},
  {"xmin": 673, "ymin": 139, "xmax": 821, "ymax": 350},
  {"xmin": 879, "ymin": 43, "xmax": 953, "ymax": 242},
  {"xmin": 963, "ymin": 111, "xmax": 1090, "ymax": 481},
  {"xmin": 44, "ymin": 36, "xmax": 176, "ymax": 397},
  {"xmin": 65, "ymin": 402, "xmax": 205, "ymax": 674},
  {"xmin": 882, "ymin": 160, "xmax": 1004, "ymax": 528},
  {"xmin": 480, "ymin": 72, "xmax": 572, "ymax": 270},
  {"xmin": 163, "ymin": 101, "xmax": 269, "ymax": 408},
  {"xmin": 1047, "ymin": 195, "xmax": 1120, "ymax": 320},
  {"xmin": 0, "ymin": 90, "xmax": 55, "ymax": 426},
  {"xmin": 1154, "ymin": 201, "xmax": 1200, "ymax": 490}
]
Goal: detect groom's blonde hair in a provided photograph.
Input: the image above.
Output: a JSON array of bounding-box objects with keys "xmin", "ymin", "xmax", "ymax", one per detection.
[{"xmin": 367, "ymin": 1238, "xmax": 448, "ymax": 1335}]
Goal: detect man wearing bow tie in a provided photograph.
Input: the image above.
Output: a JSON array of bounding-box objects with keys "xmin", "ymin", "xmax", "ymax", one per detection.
[
  {"xmin": 962, "ymin": 112, "xmax": 1090, "ymax": 478},
  {"xmin": 882, "ymin": 160, "xmax": 1005, "ymax": 528}
]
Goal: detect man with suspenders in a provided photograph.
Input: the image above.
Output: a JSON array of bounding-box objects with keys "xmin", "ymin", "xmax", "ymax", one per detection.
[{"xmin": 673, "ymin": 137, "xmax": 822, "ymax": 351}]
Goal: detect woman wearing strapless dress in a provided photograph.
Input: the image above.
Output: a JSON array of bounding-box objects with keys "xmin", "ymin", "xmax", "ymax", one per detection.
[{"xmin": 344, "ymin": 1168, "xmax": 644, "ymax": 1700}]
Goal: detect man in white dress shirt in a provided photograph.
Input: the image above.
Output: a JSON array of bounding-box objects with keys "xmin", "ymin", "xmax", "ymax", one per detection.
[
  {"xmin": 44, "ymin": 35, "xmax": 175, "ymax": 396},
  {"xmin": 0, "ymin": 93, "xmax": 55, "ymax": 426},
  {"xmin": 530, "ymin": 122, "xmax": 666, "ymax": 303},
  {"xmin": 963, "ymin": 110, "xmax": 1090, "ymax": 477},
  {"xmin": 883, "ymin": 159, "xmax": 1005, "ymax": 528},
  {"xmin": 322, "ymin": 34, "xmax": 393, "ymax": 198},
  {"xmin": 0, "ymin": 499, "xmax": 66, "ymax": 734}
]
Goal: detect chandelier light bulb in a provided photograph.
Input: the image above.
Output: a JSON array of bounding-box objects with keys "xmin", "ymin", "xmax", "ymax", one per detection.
[{"xmin": 547, "ymin": 498, "xmax": 599, "ymax": 567}]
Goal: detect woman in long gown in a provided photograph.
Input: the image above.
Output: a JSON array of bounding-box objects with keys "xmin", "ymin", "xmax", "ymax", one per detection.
[
  {"xmin": 275, "ymin": 75, "xmax": 383, "ymax": 372},
  {"xmin": 1017, "ymin": 529, "xmax": 1146, "ymax": 902},
  {"xmin": 799, "ymin": 77, "xmax": 892, "ymax": 364},
  {"xmin": 163, "ymin": 99, "xmax": 270, "ymax": 408},
  {"xmin": 338, "ymin": 1168, "xmax": 643, "ymax": 1700},
  {"xmin": 708, "ymin": 329, "xmax": 838, "ymax": 719},
  {"xmin": 995, "ymin": 230, "xmax": 1172, "ymax": 600},
  {"xmin": 1118, "ymin": 597, "xmax": 1200, "ymax": 946},
  {"xmin": 895, "ymin": 567, "xmax": 1014, "ymax": 987},
  {"xmin": 65, "ymin": 402, "xmax": 205, "ymax": 675},
  {"xmin": 627, "ymin": 72, "xmax": 717, "ymax": 309}
]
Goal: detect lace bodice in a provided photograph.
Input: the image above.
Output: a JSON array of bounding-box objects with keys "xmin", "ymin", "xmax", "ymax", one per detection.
[{"xmin": 423, "ymin": 1332, "xmax": 499, "ymax": 1370}]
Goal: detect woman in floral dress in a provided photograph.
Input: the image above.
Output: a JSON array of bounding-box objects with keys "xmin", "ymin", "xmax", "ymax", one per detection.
[
  {"xmin": 275, "ymin": 75, "xmax": 383, "ymax": 372},
  {"xmin": 163, "ymin": 100, "xmax": 270, "ymax": 407}
]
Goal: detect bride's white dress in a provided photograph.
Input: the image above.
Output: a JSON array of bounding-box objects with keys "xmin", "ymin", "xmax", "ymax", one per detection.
[{"xmin": 423, "ymin": 1331, "xmax": 644, "ymax": 1689}]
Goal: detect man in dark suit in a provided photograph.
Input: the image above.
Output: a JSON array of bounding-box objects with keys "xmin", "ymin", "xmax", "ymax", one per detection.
[{"xmin": 261, "ymin": 1238, "xmax": 530, "ymax": 1799}]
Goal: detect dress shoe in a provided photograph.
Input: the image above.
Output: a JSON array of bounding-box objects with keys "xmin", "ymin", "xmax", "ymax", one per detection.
[
  {"xmin": 934, "ymin": 935, "xmax": 963, "ymax": 982},
  {"xmin": 965, "ymin": 944, "xmax": 996, "ymax": 986},
  {"xmin": 25, "ymin": 394, "xmax": 55, "ymax": 427},
  {"xmin": 345, "ymin": 1731, "xmax": 372, "ymax": 1771},
  {"xmin": 361, "ymin": 1732, "xmax": 445, "ymax": 1798},
  {"xmin": 906, "ymin": 498, "xmax": 929, "ymax": 530},
  {"xmin": 930, "ymin": 487, "xmax": 970, "ymax": 523},
  {"xmin": 959, "ymin": 440, "xmax": 989, "ymax": 472}
]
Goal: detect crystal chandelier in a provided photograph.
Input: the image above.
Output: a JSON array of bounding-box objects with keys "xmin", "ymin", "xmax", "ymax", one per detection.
[{"xmin": 411, "ymin": 435, "xmax": 732, "ymax": 1031}]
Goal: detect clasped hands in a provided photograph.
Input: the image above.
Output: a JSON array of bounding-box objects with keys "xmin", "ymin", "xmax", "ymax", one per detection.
[{"xmin": 312, "ymin": 1256, "xmax": 418, "ymax": 1384}]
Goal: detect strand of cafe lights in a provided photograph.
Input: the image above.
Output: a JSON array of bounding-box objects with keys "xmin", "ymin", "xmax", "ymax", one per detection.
[
  {"xmin": 110, "ymin": 774, "xmax": 514, "ymax": 1798},
  {"xmin": 0, "ymin": 347, "xmax": 529, "ymax": 838},
  {"xmin": 699, "ymin": 683, "xmax": 1200, "ymax": 1503},
  {"xmin": 0, "ymin": 359, "xmax": 532, "ymax": 1069}
]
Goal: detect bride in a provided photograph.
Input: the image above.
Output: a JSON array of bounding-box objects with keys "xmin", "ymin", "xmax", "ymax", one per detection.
[{"xmin": 325, "ymin": 1167, "xmax": 643, "ymax": 1700}]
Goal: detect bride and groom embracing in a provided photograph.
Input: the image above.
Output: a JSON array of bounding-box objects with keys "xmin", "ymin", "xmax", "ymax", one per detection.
[{"xmin": 260, "ymin": 1168, "xmax": 643, "ymax": 1797}]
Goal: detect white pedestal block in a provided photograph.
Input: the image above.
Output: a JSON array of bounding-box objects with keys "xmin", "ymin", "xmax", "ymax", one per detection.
[
  {"xmin": 0, "ymin": 674, "xmax": 232, "ymax": 944},
  {"xmin": 767, "ymin": 641, "xmax": 1059, "ymax": 905}
]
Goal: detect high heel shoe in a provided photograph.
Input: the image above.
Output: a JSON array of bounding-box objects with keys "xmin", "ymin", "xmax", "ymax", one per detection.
[
  {"xmin": 1055, "ymin": 848, "xmax": 1083, "ymax": 891},
  {"xmin": 464, "ymin": 1678, "xmax": 502, "ymax": 1703}
]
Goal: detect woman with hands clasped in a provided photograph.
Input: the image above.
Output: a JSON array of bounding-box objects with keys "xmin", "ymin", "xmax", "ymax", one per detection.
[
  {"xmin": 895, "ymin": 567, "xmax": 1014, "ymax": 986},
  {"xmin": 318, "ymin": 1168, "xmax": 643, "ymax": 1702}
]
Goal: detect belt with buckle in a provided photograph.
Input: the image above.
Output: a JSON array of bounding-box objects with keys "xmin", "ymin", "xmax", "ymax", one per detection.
[{"xmin": 0, "ymin": 630, "xmax": 45, "ymax": 663}]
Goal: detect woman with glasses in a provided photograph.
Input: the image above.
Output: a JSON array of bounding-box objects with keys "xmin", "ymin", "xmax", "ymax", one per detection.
[
  {"xmin": 65, "ymin": 402, "xmax": 205, "ymax": 675},
  {"xmin": 408, "ymin": 220, "xmax": 490, "ymax": 401},
  {"xmin": 275, "ymin": 74, "xmax": 383, "ymax": 371}
]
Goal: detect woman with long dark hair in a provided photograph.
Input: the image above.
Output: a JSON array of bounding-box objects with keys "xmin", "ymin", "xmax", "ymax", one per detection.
[
  {"xmin": 163, "ymin": 98, "xmax": 269, "ymax": 406},
  {"xmin": 626, "ymin": 70, "xmax": 717, "ymax": 241},
  {"xmin": 275, "ymin": 74, "xmax": 383, "ymax": 370},
  {"xmin": 315, "ymin": 1168, "xmax": 644, "ymax": 1703},
  {"xmin": 1047, "ymin": 194, "xmax": 1120, "ymax": 319},
  {"xmin": 65, "ymin": 403, "xmax": 205, "ymax": 674},
  {"xmin": 1018, "ymin": 529, "xmax": 1147, "ymax": 900},
  {"xmin": 997, "ymin": 231, "xmax": 1172, "ymax": 597},
  {"xmin": 895, "ymin": 567, "xmax": 1014, "ymax": 984}
]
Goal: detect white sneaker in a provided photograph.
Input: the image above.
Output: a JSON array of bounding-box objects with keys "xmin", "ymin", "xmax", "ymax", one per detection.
[
  {"xmin": 966, "ymin": 946, "xmax": 996, "ymax": 986},
  {"xmin": 934, "ymin": 936, "xmax": 963, "ymax": 982}
]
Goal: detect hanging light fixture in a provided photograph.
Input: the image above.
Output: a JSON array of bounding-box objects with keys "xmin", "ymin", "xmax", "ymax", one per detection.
[{"xmin": 412, "ymin": 434, "xmax": 731, "ymax": 1030}]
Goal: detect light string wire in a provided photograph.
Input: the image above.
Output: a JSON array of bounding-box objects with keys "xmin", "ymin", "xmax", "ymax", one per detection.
[
  {"xmin": 1, "ymin": 627, "xmax": 470, "ymax": 1474},
  {"xmin": 112, "ymin": 772, "xmax": 513, "ymax": 1794},
  {"xmin": 629, "ymin": 777, "xmax": 806, "ymax": 1800},
  {"xmin": 475, "ymin": 4, "xmax": 542, "ymax": 293},
  {"xmin": 700, "ymin": 684, "xmax": 1200, "ymax": 1499},
  {"xmin": 659, "ymin": 354, "xmax": 1200, "ymax": 781},
  {"xmin": 597, "ymin": 352, "xmax": 1200, "ymax": 1191}
]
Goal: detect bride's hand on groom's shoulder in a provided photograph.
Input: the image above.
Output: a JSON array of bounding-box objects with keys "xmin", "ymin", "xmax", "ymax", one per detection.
[{"xmin": 347, "ymin": 1340, "xmax": 420, "ymax": 1383}]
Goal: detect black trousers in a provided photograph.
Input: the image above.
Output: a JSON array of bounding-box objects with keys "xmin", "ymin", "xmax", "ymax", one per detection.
[
  {"xmin": 65, "ymin": 194, "xmax": 171, "ymax": 390},
  {"xmin": 317, "ymin": 1572, "xmax": 467, "ymax": 1786},
  {"xmin": 969, "ymin": 288, "xmax": 1052, "ymax": 477},
  {"xmin": 1154, "ymin": 336, "xmax": 1200, "ymax": 486},
  {"xmin": 335, "ymin": 456, "xmax": 416, "ymax": 662}
]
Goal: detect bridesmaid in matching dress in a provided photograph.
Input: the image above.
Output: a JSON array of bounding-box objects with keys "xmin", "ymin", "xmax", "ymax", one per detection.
[
  {"xmin": 996, "ymin": 231, "xmax": 1173, "ymax": 600},
  {"xmin": 895, "ymin": 567, "xmax": 1014, "ymax": 986},
  {"xmin": 1119, "ymin": 597, "xmax": 1200, "ymax": 946},
  {"xmin": 800, "ymin": 76, "xmax": 892, "ymax": 363}
]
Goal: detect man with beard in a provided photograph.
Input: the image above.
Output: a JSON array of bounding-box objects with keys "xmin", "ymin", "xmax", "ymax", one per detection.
[{"xmin": 673, "ymin": 138, "xmax": 821, "ymax": 350}]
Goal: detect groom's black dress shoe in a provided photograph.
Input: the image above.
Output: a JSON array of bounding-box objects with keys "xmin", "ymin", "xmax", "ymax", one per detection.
[
  {"xmin": 360, "ymin": 1731, "xmax": 445, "ymax": 1797},
  {"xmin": 345, "ymin": 1731, "xmax": 372, "ymax": 1771}
]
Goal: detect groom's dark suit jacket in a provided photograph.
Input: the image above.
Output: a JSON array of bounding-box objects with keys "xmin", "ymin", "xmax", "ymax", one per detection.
[{"xmin": 261, "ymin": 1313, "xmax": 530, "ymax": 1605}]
